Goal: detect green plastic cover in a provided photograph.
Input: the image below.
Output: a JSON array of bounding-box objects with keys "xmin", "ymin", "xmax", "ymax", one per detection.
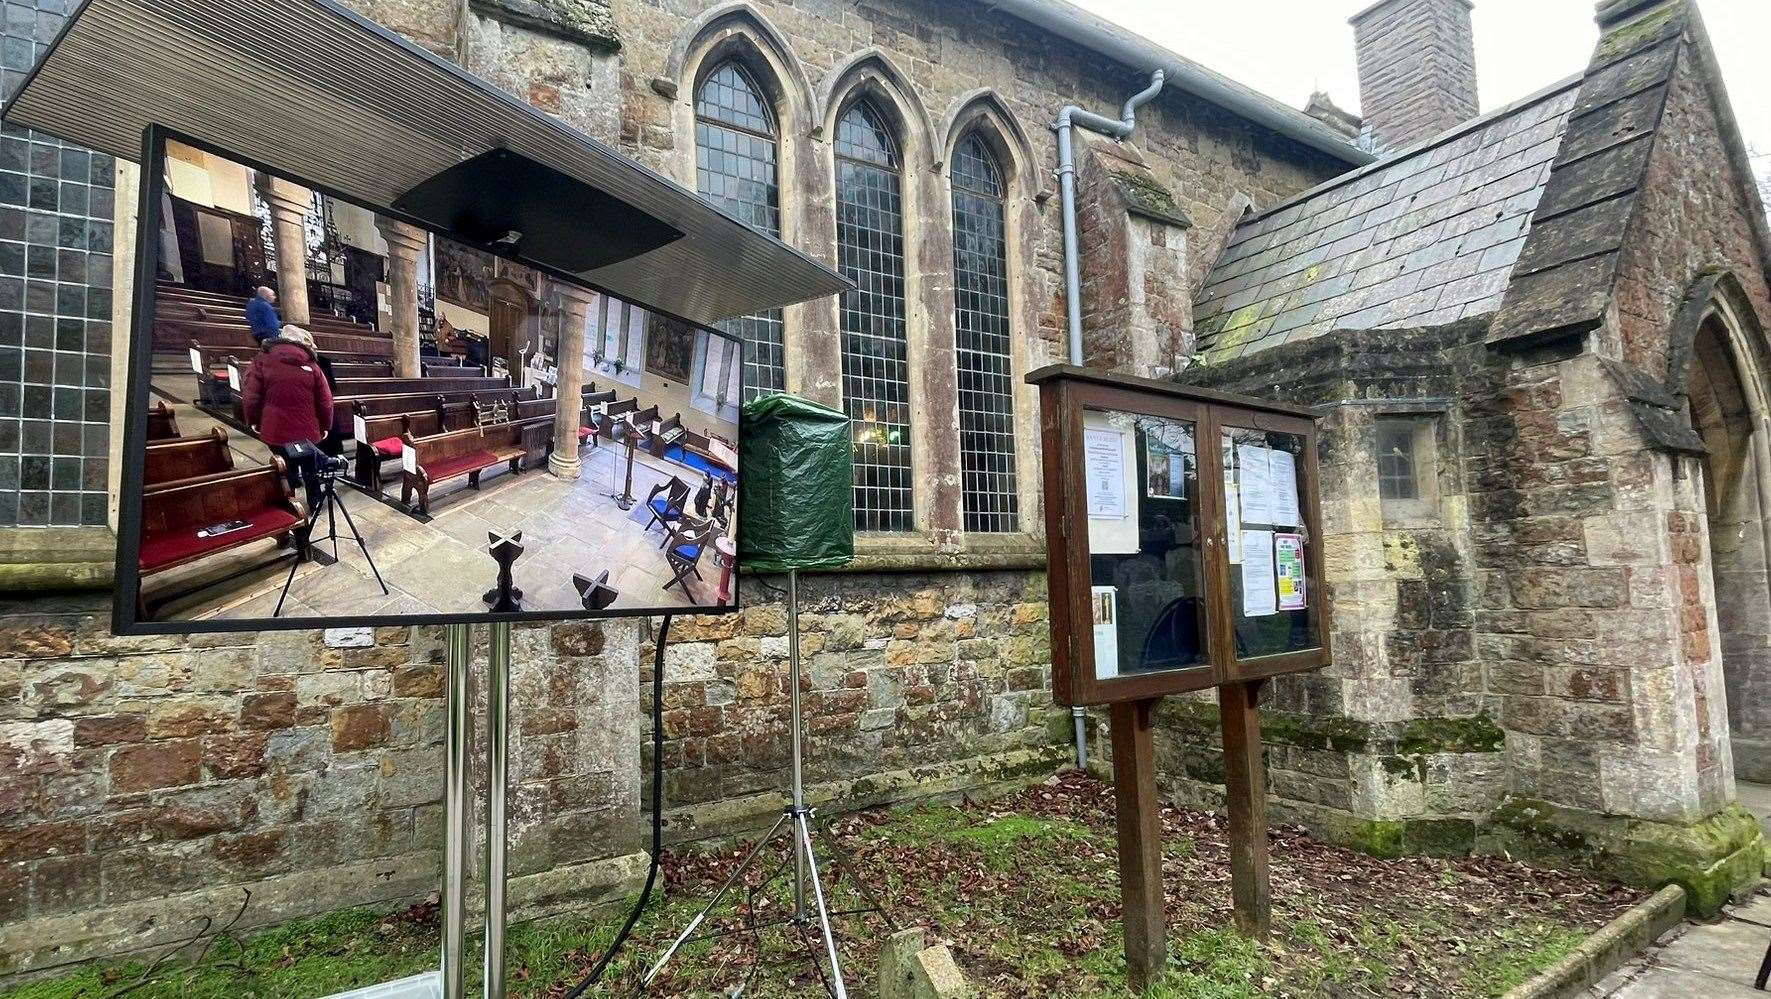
[{"xmin": 738, "ymin": 394, "xmax": 854, "ymax": 573}]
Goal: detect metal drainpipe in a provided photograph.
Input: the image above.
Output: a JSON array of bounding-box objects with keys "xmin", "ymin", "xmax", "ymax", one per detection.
[{"xmin": 1053, "ymin": 69, "xmax": 1166, "ymax": 769}]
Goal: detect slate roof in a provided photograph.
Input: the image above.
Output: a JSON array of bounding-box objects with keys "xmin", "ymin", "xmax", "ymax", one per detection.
[{"xmin": 1192, "ymin": 77, "xmax": 1583, "ymax": 361}]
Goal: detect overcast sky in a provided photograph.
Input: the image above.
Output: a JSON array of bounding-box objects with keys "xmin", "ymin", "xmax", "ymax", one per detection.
[{"xmin": 1068, "ymin": 0, "xmax": 1770, "ymax": 188}]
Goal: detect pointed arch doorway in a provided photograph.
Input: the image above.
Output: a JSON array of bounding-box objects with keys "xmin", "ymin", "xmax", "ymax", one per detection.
[{"xmin": 1687, "ymin": 295, "xmax": 1771, "ymax": 786}]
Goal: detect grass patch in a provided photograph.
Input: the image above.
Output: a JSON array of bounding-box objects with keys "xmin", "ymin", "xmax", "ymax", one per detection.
[{"xmin": 3, "ymin": 774, "xmax": 1637, "ymax": 998}]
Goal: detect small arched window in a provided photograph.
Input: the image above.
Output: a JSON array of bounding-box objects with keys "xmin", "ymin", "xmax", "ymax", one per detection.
[
  {"xmin": 835, "ymin": 98, "xmax": 911, "ymax": 532},
  {"xmin": 950, "ymin": 132, "xmax": 1018, "ymax": 533},
  {"xmin": 695, "ymin": 60, "xmax": 784, "ymax": 400}
]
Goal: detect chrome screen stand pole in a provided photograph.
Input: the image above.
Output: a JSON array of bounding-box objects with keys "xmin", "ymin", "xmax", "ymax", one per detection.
[
  {"xmin": 442, "ymin": 624, "xmax": 472, "ymax": 999},
  {"xmin": 484, "ymin": 621, "xmax": 511, "ymax": 998},
  {"xmin": 788, "ymin": 569, "xmax": 807, "ymax": 918}
]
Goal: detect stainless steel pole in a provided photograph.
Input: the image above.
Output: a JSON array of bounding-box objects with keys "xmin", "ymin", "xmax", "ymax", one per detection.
[
  {"xmin": 442, "ymin": 623, "xmax": 472, "ymax": 999},
  {"xmin": 484, "ymin": 621, "xmax": 511, "ymax": 999},
  {"xmin": 787, "ymin": 569, "xmax": 806, "ymax": 918}
]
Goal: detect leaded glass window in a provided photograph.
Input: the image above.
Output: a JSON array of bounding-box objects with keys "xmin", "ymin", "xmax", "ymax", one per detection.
[
  {"xmin": 1376, "ymin": 421, "xmax": 1420, "ymax": 501},
  {"xmin": 836, "ymin": 99, "xmax": 911, "ymax": 532},
  {"xmin": 951, "ymin": 133, "xmax": 1018, "ymax": 533},
  {"xmin": 695, "ymin": 61, "xmax": 784, "ymax": 400}
]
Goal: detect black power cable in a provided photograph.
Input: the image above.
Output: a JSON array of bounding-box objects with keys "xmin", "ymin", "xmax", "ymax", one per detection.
[{"xmin": 564, "ymin": 613, "xmax": 672, "ymax": 998}]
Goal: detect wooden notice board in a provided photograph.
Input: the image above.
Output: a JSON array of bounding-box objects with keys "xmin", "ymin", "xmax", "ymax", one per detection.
[{"xmin": 1027, "ymin": 364, "xmax": 1331, "ymax": 988}]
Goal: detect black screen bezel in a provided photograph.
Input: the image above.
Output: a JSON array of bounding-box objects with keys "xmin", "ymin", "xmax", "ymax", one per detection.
[{"xmin": 114, "ymin": 124, "xmax": 744, "ymax": 634}]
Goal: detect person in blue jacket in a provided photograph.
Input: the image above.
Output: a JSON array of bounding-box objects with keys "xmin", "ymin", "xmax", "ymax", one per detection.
[{"xmin": 245, "ymin": 284, "xmax": 282, "ymax": 344}]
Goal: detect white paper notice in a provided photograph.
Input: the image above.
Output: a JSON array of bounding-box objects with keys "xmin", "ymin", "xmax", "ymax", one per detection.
[
  {"xmin": 1270, "ymin": 449, "xmax": 1301, "ymax": 527},
  {"xmin": 1237, "ymin": 445, "xmax": 1274, "ymax": 524},
  {"xmin": 1241, "ymin": 529, "xmax": 1277, "ymax": 617},
  {"xmin": 401, "ymin": 445, "xmax": 417, "ymax": 474},
  {"xmin": 353, "ymin": 414, "xmax": 369, "ymax": 444},
  {"xmin": 1085, "ymin": 428, "xmax": 1127, "ymax": 519},
  {"xmin": 1092, "ymin": 586, "xmax": 1120, "ymax": 680},
  {"xmin": 1225, "ymin": 474, "xmax": 1243, "ymax": 564}
]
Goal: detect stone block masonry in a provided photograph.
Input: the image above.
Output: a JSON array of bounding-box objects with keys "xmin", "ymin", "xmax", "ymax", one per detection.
[
  {"xmin": 0, "ymin": 601, "xmax": 646, "ymax": 977},
  {"xmin": 649, "ymin": 571, "xmax": 1070, "ymax": 841}
]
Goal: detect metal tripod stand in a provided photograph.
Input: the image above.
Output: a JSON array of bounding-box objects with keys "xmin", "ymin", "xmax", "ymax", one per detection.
[
  {"xmin": 644, "ymin": 569, "xmax": 849, "ymax": 997},
  {"xmin": 274, "ymin": 463, "xmax": 388, "ymax": 617}
]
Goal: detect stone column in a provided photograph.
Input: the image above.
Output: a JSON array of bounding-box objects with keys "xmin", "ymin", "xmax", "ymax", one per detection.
[
  {"xmin": 262, "ymin": 177, "xmax": 312, "ymax": 326},
  {"xmin": 548, "ymin": 283, "xmax": 596, "ymax": 480},
  {"xmin": 375, "ymin": 219, "xmax": 428, "ymax": 378}
]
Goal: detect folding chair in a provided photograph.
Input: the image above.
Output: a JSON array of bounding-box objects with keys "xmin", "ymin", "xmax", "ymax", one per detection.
[
  {"xmin": 643, "ymin": 476, "xmax": 691, "ymax": 535},
  {"xmin": 662, "ymin": 518, "xmax": 716, "ymax": 592}
]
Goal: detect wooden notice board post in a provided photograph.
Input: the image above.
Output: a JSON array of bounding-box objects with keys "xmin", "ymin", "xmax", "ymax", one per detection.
[{"xmin": 1027, "ymin": 365, "xmax": 1329, "ymax": 987}]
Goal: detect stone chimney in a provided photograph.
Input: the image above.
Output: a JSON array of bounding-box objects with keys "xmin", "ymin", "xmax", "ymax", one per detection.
[{"xmin": 1350, "ymin": 0, "xmax": 1480, "ymax": 151}]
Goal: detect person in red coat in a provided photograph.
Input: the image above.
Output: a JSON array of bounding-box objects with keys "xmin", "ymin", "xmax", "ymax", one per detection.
[{"xmin": 242, "ymin": 332, "xmax": 334, "ymax": 507}]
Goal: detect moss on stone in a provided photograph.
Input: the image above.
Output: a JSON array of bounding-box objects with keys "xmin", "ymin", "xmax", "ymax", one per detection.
[
  {"xmin": 1108, "ymin": 170, "xmax": 1192, "ymax": 230},
  {"xmin": 1593, "ymin": 2, "xmax": 1685, "ymax": 63},
  {"xmin": 1160, "ymin": 701, "xmax": 1503, "ymax": 759},
  {"xmin": 1395, "ymin": 714, "xmax": 1505, "ymax": 755},
  {"xmin": 1482, "ymin": 796, "xmax": 1765, "ymax": 916},
  {"xmin": 467, "ymin": 0, "xmax": 620, "ymax": 50}
]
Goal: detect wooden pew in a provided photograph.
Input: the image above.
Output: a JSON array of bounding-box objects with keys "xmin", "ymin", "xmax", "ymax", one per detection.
[
  {"xmin": 156, "ymin": 285, "xmax": 373, "ymax": 334},
  {"xmin": 158, "ymin": 318, "xmax": 393, "ymax": 356},
  {"xmin": 190, "ymin": 342, "xmax": 386, "ymax": 380},
  {"xmin": 144, "ymin": 428, "xmax": 233, "ymax": 486},
  {"xmin": 666, "ymin": 427, "xmax": 738, "ymax": 484},
  {"xmin": 352, "ymin": 400, "xmax": 479, "ymax": 493},
  {"xmin": 146, "ymin": 401, "xmax": 181, "ymax": 441},
  {"xmin": 645, "ymin": 412, "xmax": 688, "ymax": 456},
  {"xmin": 138, "ymin": 459, "xmax": 305, "ymax": 579},
  {"xmin": 593, "ymin": 397, "xmax": 636, "ymax": 441},
  {"xmin": 399, "ymin": 422, "xmax": 546, "ymax": 515},
  {"xmin": 505, "ymin": 396, "xmax": 596, "ymax": 450},
  {"xmin": 330, "ymin": 388, "xmax": 526, "ymax": 438},
  {"xmin": 334, "ymin": 375, "xmax": 511, "ymax": 397},
  {"xmin": 332, "ymin": 361, "xmax": 394, "ymax": 379}
]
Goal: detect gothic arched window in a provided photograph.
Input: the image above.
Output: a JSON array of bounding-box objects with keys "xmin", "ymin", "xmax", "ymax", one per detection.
[
  {"xmin": 950, "ymin": 132, "xmax": 1018, "ymax": 533},
  {"xmin": 695, "ymin": 60, "xmax": 784, "ymax": 400},
  {"xmin": 835, "ymin": 98, "xmax": 911, "ymax": 532}
]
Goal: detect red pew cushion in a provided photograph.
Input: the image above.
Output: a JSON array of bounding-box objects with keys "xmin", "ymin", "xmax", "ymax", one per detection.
[
  {"xmin": 372, "ymin": 436, "xmax": 403, "ymax": 458},
  {"xmin": 140, "ymin": 506, "xmax": 302, "ymax": 574},
  {"xmin": 424, "ymin": 450, "xmax": 501, "ymax": 481}
]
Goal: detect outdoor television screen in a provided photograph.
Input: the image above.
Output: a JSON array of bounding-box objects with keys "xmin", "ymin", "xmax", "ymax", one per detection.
[{"xmin": 116, "ymin": 130, "xmax": 745, "ymax": 632}]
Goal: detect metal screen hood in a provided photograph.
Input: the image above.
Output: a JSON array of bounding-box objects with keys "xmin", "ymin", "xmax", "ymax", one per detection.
[{"xmin": 2, "ymin": 0, "xmax": 849, "ymax": 327}]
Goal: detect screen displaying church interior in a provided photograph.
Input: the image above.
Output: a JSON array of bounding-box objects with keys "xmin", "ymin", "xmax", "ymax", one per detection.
[{"xmin": 130, "ymin": 139, "xmax": 743, "ymax": 623}]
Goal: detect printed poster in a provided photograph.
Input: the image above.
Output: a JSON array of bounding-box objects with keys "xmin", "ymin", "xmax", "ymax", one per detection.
[
  {"xmin": 1084, "ymin": 413, "xmax": 1139, "ymax": 555},
  {"xmin": 1237, "ymin": 445, "xmax": 1274, "ymax": 525},
  {"xmin": 1144, "ymin": 435, "xmax": 1187, "ymax": 499},
  {"xmin": 1092, "ymin": 585, "xmax": 1119, "ymax": 680},
  {"xmin": 1275, "ymin": 533, "xmax": 1306, "ymax": 611},
  {"xmin": 1270, "ymin": 449, "xmax": 1301, "ymax": 527},
  {"xmin": 1084, "ymin": 427, "xmax": 1127, "ymax": 518},
  {"xmin": 1241, "ymin": 529, "xmax": 1277, "ymax": 617}
]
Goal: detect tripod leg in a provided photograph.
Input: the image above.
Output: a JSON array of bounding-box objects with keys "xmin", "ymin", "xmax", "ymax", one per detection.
[
  {"xmin": 274, "ymin": 501, "xmax": 326, "ymax": 617},
  {"xmin": 644, "ymin": 812, "xmax": 792, "ymax": 986},
  {"xmin": 326, "ymin": 493, "xmax": 340, "ymax": 561},
  {"xmin": 330, "ymin": 486, "xmax": 390, "ymax": 595},
  {"xmin": 796, "ymin": 812, "xmax": 848, "ymax": 999}
]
